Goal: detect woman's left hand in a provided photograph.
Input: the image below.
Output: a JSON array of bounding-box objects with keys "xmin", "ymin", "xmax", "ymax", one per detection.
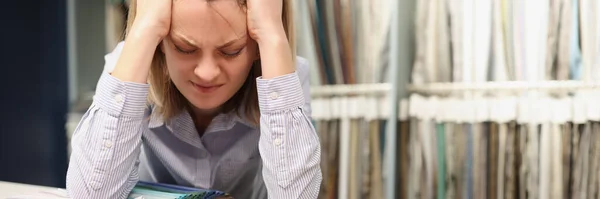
[
  {"xmin": 246, "ymin": 0, "xmax": 294, "ymax": 79},
  {"xmin": 246, "ymin": 0, "xmax": 286, "ymax": 45}
]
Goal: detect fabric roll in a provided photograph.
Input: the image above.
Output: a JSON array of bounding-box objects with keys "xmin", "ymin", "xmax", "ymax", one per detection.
[
  {"xmin": 578, "ymin": 0, "xmax": 599, "ymax": 82},
  {"xmin": 539, "ymin": 124, "xmax": 551, "ymax": 199},
  {"xmin": 311, "ymin": 0, "xmax": 334, "ymax": 84},
  {"xmin": 447, "ymin": 0, "xmax": 464, "ymax": 82},
  {"xmin": 503, "ymin": 0, "xmax": 516, "ymax": 81},
  {"xmin": 411, "ymin": 0, "xmax": 430, "ymax": 84},
  {"xmin": 570, "ymin": 124, "xmax": 581, "ymax": 199},
  {"xmin": 436, "ymin": 123, "xmax": 446, "ymax": 199},
  {"xmin": 398, "ymin": 121, "xmax": 410, "ymax": 199},
  {"xmin": 551, "ymin": 123, "xmax": 563, "ymax": 199},
  {"xmin": 528, "ymin": 124, "xmax": 540, "ymax": 199},
  {"xmin": 592, "ymin": 122, "xmax": 600, "ymax": 198},
  {"xmin": 348, "ymin": 120, "xmax": 359, "ymax": 199},
  {"xmin": 557, "ymin": 0, "xmax": 572, "ymax": 80},
  {"xmin": 411, "ymin": 0, "xmax": 451, "ymax": 83},
  {"xmin": 497, "ymin": 123, "xmax": 507, "ymax": 199},
  {"xmin": 419, "ymin": 120, "xmax": 435, "ymax": 199},
  {"xmin": 587, "ymin": 123, "xmax": 600, "ymax": 199},
  {"xmin": 472, "ymin": 123, "xmax": 487, "ymax": 199},
  {"xmin": 435, "ymin": 0, "xmax": 452, "ymax": 82},
  {"xmin": 472, "ymin": 0, "xmax": 492, "ymax": 82},
  {"xmin": 323, "ymin": 0, "xmax": 344, "ymax": 84},
  {"xmin": 338, "ymin": 0, "xmax": 355, "ymax": 84},
  {"xmin": 488, "ymin": 123, "xmax": 498, "ymax": 199},
  {"xmin": 318, "ymin": 120, "xmax": 338, "ymax": 199},
  {"xmin": 408, "ymin": 119, "xmax": 422, "ymax": 199},
  {"xmin": 369, "ymin": 121, "xmax": 383, "ymax": 199},
  {"xmin": 338, "ymin": 117, "xmax": 351, "ymax": 199},
  {"xmin": 492, "ymin": 0, "xmax": 508, "ymax": 81},
  {"xmin": 518, "ymin": 125, "xmax": 528, "ymax": 199},
  {"xmin": 569, "ymin": 0, "xmax": 583, "ymax": 80},
  {"xmin": 294, "ymin": 0, "xmax": 323, "ymax": 86},
  {"xmin": 505, "ymin": 123, "xmax": 517, "ymax": 199},
  {"xmin": 444, "ymin": 123, "xmax": 456, "ymax": 199},
  {"xmin": 512, "ymin": 0, "xmax": 525, "ymax": 80},
  {"xmin": 360, "ymin": 120, "xmax": 370, "ymax": 198},
  {"xmin": 316, "ymin": 121, "xmax": 327, "ymax": 199},
  {"xmin": 331, "ymin": 120, "xmax": 341, "ymax": 199},
  {"xmin": 562, "ymin": 123, "xmax": 573, "ymax": 199},
  {"xmin": 454, "ymin": 124, "xmax": 467, "ymax": 199},
  {"xmin": 466, "ymin": 124, "xmax": 473, "ymax": 199},
  {"xmin": 545, "ymin": 0, "xmax": 562, "ymax": 80},
  {"xmin": 431, "ymin": 122, "xmax": 439, "ymax": 198},
  {"xmin": 579, "ymin": 123, "xmax": 591, "ymax": 199},
  {"xmin": 424, "ymin": 0, "xmax": 440, "ymax": 83}
]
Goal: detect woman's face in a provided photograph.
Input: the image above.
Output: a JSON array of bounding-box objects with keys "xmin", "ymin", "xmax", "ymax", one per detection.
[{"xmin": 163, "ymin": 0, "xmax": 257, "ymax": 114}]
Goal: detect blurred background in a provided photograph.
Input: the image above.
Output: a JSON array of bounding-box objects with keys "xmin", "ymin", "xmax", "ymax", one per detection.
[{"xmin": 2, "ymin": 0, "xmax": 600, "ymax": 199}]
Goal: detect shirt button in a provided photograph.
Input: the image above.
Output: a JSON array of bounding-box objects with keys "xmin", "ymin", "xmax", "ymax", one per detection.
[
  {"xmin": 273, "ymin": 138, "xmax": 282, "ymax": 146},
  {"xmin": 269, "ymin": 92, "xmax": 279, "ymax": 100},
  {"xmin": 115, "ymin": 94, "xmax": 124, "ymax": 104},
  {"xmin": 104, "ymin": 141, "xmax": 113, "ymax": 148}
]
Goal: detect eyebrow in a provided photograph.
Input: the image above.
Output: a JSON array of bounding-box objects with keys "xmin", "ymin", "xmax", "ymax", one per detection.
[
  {"xmin": 217, "ymin": 34, "xmax": 247, "ymax": 49},
  {"xmin": 171, "ymin": 31, "xmax": 246, "ymax": 49},
  {"xmin": 171, "ymin": 32, "xmax": 198, "ymax": 48}
]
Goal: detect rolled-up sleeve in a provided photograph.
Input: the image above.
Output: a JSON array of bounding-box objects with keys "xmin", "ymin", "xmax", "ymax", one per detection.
[
  {"xmin": 256, "ymin": 57, "xmax": 322, "ymax": 199},
  {"xmin": 66, "ymin": 67, "xmax": 149, "ymax": 199}
]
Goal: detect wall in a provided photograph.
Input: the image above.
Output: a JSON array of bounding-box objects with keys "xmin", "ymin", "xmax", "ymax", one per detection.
[
  {"xmin": 0, "ymin": 0, "xmax": 69, "ymax": 187},
  {"xmin": 72, "ymin": 0, "xmax": 108, "ymax": 102}
]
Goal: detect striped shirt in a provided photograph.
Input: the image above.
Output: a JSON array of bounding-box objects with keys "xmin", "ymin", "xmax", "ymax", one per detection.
[{"xmin": 65, "ymin": 42, "xmax": 322, "ymax": 199}]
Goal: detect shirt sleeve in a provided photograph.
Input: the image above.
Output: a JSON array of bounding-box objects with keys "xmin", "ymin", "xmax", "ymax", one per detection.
[
  {"xmin": 256, "ymin": 57, "xmax": 322, "ymax": 199},
  {"xmin": 66, "ymin": 42, "xmax": 149, "ymax": 199}
]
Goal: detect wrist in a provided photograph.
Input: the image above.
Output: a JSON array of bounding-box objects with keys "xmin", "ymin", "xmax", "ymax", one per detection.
[
  {"xmin": 112, "ymin": 24, "xmax": 163, "ymax": 84},
  {"xmin": 258, "ymin": 29, "xmax": 294, "ymax": 79},
  {"xmin": 127, "ymin": 21, "xmax": 166, "ymax": 45},
  {"xmin": 255, "ymin": 24, "xmax": 288, "ymax": 46}
]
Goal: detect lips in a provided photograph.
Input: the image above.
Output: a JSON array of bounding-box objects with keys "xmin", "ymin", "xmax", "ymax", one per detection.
[{"xmin": 191, "ymin": 81, "xmax": 223, "ymax": 93}]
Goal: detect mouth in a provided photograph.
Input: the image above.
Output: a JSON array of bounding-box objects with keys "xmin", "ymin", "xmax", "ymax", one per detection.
[{"xmin": 191, "ymin": 81, "xmax": 223, "ymax": 93}]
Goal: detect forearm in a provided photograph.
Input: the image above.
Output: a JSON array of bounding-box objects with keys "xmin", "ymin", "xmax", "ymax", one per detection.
[
  {"xmin": 111, "ymin": 29, "xmax": 162, "ymax": 84},
  {"xmin": 66, "ymin": 71, "xmax": 150, "ymax": 198},
  {"xmin": 256, "ymin": 70, "xmax": 322, "ymax": 198},
  {"xmin": 257, "ymin": 27, "xmax": 295, "ymax": 79}
]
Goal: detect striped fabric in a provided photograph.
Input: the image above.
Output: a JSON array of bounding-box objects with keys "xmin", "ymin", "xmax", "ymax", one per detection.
[{"xmin": 66, "ymin": 42, "xmax": 322, "ymax": 199}]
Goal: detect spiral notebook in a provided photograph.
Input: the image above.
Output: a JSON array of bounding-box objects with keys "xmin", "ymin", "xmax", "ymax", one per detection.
[
  {"xmin": 7, "ymin": 181, "xmax": 231, "ymax": 199},
  {"xmin": 128, "ymin": 181, "xmax": 232, "ymax": 199}
]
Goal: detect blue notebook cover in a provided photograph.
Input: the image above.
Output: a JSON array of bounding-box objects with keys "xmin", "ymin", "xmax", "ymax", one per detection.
[{"xmin": 128, "ymin": 181, "xmax": 232, "ymax": 199}]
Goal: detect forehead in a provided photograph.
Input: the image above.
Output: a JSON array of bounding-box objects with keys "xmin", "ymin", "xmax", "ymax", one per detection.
[{"xmin": 171, "ymin": 0, "xmax": 247, "ymax": 45}]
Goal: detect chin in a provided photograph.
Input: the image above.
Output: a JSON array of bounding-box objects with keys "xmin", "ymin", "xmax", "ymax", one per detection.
[
  {"xmin": 190, "ymin": 100, "xmax": 222, "ymax": 110},
  {"xmin": 187, "ymin": 97, "xmax": 226, "ymax": 113}
]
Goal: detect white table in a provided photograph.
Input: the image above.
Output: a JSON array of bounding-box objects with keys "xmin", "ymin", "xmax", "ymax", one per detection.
[{"xmin": 0, "ymin": 181, "xmax": 67, "ymax": 198}]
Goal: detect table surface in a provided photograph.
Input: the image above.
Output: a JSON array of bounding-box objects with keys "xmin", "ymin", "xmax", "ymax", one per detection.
[{"xmin": 0, "ymin": 181, "xmax": 66, "ymax": 198}]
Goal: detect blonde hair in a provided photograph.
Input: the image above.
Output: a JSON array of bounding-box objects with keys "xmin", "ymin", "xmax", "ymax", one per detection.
[{"xmin": 125, "ymin": 0, "xmax": 296, "ymax": 125}]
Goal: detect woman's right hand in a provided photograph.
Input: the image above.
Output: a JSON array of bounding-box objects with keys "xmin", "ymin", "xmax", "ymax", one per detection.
[
  {"xmin": 129, "ymin": 0, "xmax": 173, "ymax": 41},
  {"xmin": 111, "ymin": 0, "xmax": 172, "ymax": 83}
]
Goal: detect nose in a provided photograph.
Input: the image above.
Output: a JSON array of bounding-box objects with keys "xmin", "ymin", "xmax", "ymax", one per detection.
[{"xmin": 193, "ymin": 57, "xmax": 221, "ymax": 83}]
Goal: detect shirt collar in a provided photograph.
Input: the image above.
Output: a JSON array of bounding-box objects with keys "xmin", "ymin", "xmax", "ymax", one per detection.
[{"xmin": 148, "ymin": 105, "xmax": 256, "ymax": 142}]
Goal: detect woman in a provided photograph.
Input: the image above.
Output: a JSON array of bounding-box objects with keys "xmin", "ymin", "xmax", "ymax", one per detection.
[{"xmin": 65, "ymin": 0, "xmax": 321, "ymax": 198}]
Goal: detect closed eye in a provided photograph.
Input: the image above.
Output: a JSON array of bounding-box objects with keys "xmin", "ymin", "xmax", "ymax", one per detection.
[
  {"xmin": 221, "ymin": 47, "xmax": 244, "ymax": 58},
  {"xmin": 175, "ymin": 45, "xmax": 196, "ymax": 54}
]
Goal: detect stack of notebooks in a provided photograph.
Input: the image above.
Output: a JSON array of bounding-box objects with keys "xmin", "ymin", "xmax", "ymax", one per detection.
[
  {"xmin": 128, "ymin": 181, "xmax": 232, "ymax": 199},
  {"xmin": 7, "ymin": 181, "xmax": 231, "ymax": 199}
]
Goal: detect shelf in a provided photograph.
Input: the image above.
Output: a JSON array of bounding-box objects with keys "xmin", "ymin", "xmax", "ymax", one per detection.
[
  {"xmin": 408, "ymin": 80, "xmax": 600, "ymax": 94},
  {"xmin": 310, "ymin": 83, "xmax": 392, "ymax": 97}
]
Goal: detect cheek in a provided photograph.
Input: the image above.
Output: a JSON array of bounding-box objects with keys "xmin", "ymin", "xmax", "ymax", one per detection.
[
  {"xmin": 162, "ymin": 42, "xmax": 196, "ymax": 72},
  {"xmin": 164, "ymin": 54, "xmax": 196, "ymax": 82},
  {"xmin": 220, "ymin": 61, "xmax": 252, "ymax": 87},
  {"xmin": 229, "ymin": 49, "xmax": 257, "ymax": 85}
]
